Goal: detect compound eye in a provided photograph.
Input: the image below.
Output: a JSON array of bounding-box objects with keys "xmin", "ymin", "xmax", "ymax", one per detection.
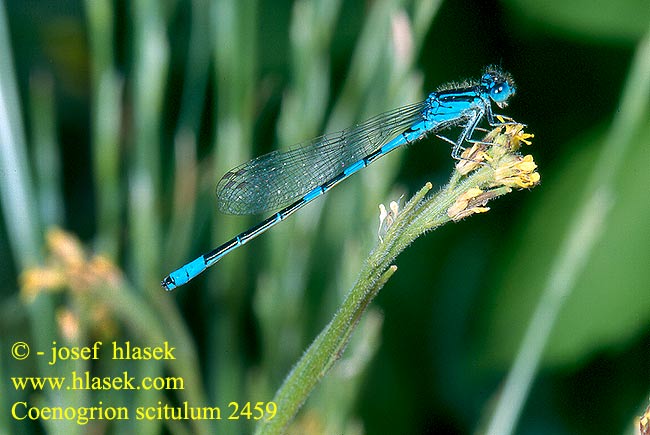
[{"xmin": 490, "ymin": 81, "xmax": 511, "ymax": 103}]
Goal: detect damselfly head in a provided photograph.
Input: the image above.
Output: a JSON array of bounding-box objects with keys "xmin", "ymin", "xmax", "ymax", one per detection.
[{"xmin": 481, "ymin": 66, "xmax": 516, "ymax": 109}]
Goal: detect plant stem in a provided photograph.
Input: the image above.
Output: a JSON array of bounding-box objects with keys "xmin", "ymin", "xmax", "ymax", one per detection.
[{"xmin": 256, "ymin": 123, "xmax": 538, "ymax": 434}]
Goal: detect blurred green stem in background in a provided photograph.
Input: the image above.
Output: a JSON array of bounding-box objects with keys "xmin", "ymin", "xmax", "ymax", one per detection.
[
  {"xmin": 85, "ymin": 0, "xmax": 122, "ymax": 258},
  {"xmin": 207, "ymin": 0, "xmax": 258, "ymax": 433},
  {"xmin": 0, "ymin": 0, "xmax": 41, "ymax": 270},
  {"xmin": 483, "ymin": 24, "xmax": 650, "ymax": 435}
]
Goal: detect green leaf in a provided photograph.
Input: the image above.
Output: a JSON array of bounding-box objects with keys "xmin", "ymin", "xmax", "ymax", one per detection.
[{"xmin": 504, "ymin": 0, "xmax": 650, "ymax": 42}]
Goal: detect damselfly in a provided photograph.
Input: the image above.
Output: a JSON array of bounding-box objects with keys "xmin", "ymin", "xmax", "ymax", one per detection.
[{"xmin": 162, "ymin": 66, "xmax": 516, "ymax": 290}]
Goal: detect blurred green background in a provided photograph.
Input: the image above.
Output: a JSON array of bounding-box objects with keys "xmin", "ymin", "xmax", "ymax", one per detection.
[{"xmin": 1, "ymin": 0, "xmax": 649, "ymax": 434}]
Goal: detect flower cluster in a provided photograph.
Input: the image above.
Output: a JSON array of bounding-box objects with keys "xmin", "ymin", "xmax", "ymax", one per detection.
[{"xmin": 446, "ymin": 122, "xmax": 539, "ymax": 221}]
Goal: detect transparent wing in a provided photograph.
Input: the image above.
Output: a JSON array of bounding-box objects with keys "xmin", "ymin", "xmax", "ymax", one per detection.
[{"xmin": 216, "ymin": 100, "xmax": 427, "ymax": 215}]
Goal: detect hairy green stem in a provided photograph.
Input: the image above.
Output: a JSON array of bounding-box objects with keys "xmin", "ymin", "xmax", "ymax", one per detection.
[{"xmin": 256, "ymin": 124, "xmax": 538, "ymax": 434}]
